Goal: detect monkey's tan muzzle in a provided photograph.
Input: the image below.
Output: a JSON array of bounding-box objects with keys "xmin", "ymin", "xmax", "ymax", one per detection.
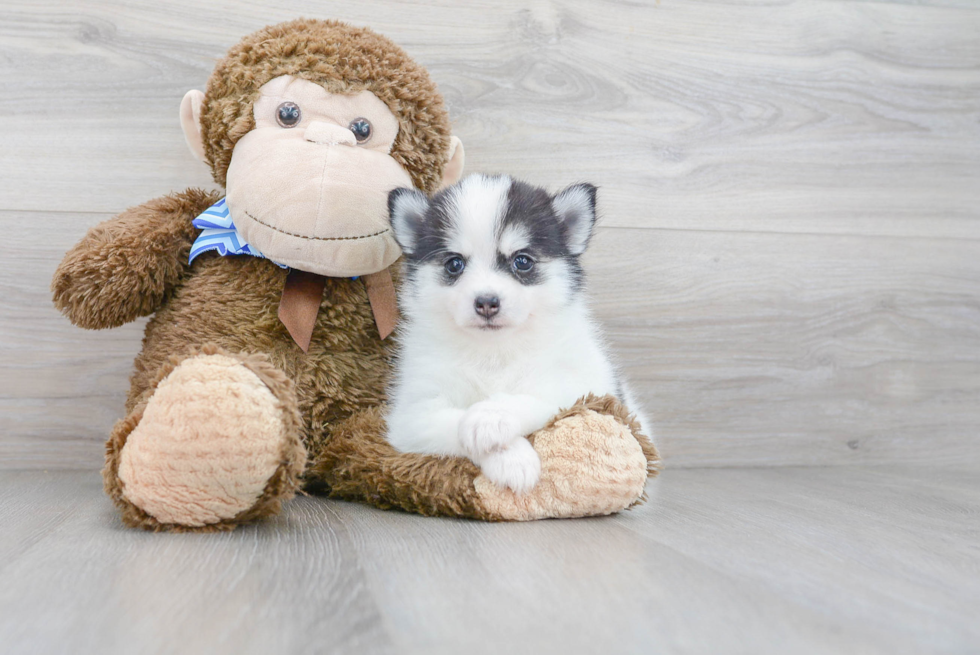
[{"xmin": 226, "ymin": 131, "xmax": 410, "ymax": 277}]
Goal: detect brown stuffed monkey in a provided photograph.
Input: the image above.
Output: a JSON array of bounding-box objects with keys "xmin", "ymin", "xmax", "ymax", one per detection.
[{"xmin": 51, "ymin": 19, "xmax": 660, "ymax": 532}]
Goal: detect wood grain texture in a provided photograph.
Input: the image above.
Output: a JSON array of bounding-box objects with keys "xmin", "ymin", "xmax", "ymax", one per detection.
[
  {"xmin": 0, "ymin": 212, "xmax": 980, "ymax": 468},
  {"xmin": 1, "ymin": 467, "xmax": 978, "ymax": 654},
  {"xmin": 6, "ymin": 212, "xmax": 979, "ymax": 468},
  {"xmin": 0, "ymin": 210, "xmax": 142, "ymax": 468},
  {"xmin": 585, "ymin": 228, "xmax": 980, "ymax": 467},
  {"xmin": 1, "ymin": 1, "xmax": 979, "ymax": 469},
  {"xmin": 0, "ymin": 0, "xmax": 978, "ymax": 236}
]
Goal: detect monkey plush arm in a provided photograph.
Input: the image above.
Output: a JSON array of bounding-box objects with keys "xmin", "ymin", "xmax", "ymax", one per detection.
[
  {"xmin": 308, "ymin": 395, "xmax": 661, "ymax": 521},
  {"xmin": 52, "ymin": 188, "xmax": 222, "ymax": 329}
]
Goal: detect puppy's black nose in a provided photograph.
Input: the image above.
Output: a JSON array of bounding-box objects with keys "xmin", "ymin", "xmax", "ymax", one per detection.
[{"xmin": 474, "ymin": 295, "xmax": 500, "ymax": 318}]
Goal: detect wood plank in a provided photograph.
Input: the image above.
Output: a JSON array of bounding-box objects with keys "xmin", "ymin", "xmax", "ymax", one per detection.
[
  {"xmin": 339, "ymin": 466, "xmax": 980, "ymax": 654},
  {"xmin": 625, "ymin": 466, "xmax": 980, "ymax": 651},
  {"xmin": 1, "ymin": 467, "xmax": 978, "ymax": 654},
  {"xmin": 0, "ymin": 1, "xmax": 977, "ymax": 237},
  {"xmin": 0, "ymin": 470, "xmax": 394, "ymax": 655},
  {"xmin": 585, "ymin": 227, "xmax": 980, "ymax": 468},
  {"xmin": 0, "ymin": 210, "xmax": 142, "ymax": 469},
  {"xmin": 3, "ymin": 211, "xmax": 978, "ymax": 469}
]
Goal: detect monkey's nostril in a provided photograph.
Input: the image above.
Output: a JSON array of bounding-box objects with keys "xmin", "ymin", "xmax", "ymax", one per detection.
[{"xmin": 474, "ymin": 295, "xmax": 500, "ymax": 318}]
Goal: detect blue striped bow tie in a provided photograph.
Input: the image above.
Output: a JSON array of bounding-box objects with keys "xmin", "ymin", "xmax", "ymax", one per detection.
[{"xmin": 188, "ymin": 198, "xmax": 286, "ymax": 268}]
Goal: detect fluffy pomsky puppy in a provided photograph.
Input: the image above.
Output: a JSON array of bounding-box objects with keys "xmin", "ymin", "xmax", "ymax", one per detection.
[{"xmin": 385, "ymin": 174, "xmax": 645, "ymax": 493}]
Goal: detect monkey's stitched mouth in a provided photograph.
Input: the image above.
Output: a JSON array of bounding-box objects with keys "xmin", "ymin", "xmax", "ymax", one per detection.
[{"xmin": 243, "ymin": 210, "xmax": 390, "ymax": 241}]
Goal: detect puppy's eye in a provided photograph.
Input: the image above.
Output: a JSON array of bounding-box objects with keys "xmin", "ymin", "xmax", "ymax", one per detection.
[
  {"xmin": 512, "ymin": 254, "xmax": 534, "ymax": 272},
  {"xmin": 276, "ymin": 102, "xmax": 301, "ymax": 128},
  {"xmin": 444, "ymin": 256, "xmax": 465, "ymax": 276},
  {"xmin": 348, "ymin": 118, "xmax": 372, "ymax": 143}
]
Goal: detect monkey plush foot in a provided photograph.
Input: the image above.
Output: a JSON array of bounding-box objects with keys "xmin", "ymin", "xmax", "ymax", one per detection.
[
  {"xmin": 474, "ymin": 396, "xmax": 660, "ymax": 520},
  {"xmin": 104, "ymin": 347, "xmax": 306, "ymax": 531}
]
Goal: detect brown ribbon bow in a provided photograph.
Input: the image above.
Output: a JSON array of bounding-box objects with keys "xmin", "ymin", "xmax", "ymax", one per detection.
[{"xmin": 278, "ymin": 268, "xmax": 399, "ymax": 352}]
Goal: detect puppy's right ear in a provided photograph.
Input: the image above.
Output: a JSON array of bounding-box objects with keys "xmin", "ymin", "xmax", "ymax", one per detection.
[
  {"xmin": 552, "ymin": 183, "xmax": 598, "ymax": 256},
  {"xmin": 388, "ymin": 188, "xmax": 430, "ymax": 255}
]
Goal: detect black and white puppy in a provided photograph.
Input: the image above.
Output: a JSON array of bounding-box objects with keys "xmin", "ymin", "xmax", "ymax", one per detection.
[{"xmin": 385, "ymin": 174, "xmax": 646, "ymax": 493}]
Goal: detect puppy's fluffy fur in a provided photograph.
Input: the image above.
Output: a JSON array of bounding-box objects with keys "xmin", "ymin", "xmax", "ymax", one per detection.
[{"xmin": 385, "ymin": 174, "xmax": 646, "ymax": 493}]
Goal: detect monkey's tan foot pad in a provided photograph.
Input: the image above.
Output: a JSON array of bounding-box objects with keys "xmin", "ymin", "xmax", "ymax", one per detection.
[
  {"xmin": 106, "ymin": 352, "xmax": 306, "ymax": 531},
  {"xmin": 475, "ymin": 406, "xmax": 658, "ymax": 521}
]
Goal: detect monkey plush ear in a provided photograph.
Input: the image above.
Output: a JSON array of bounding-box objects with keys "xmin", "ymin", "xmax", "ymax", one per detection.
[
  {"xmin": 438, "ymin": 136, "xmax": 465, "ymax": 190},
  {"xmin": 552, "ymin": 183, "xmax": 598, "ymax": 256},
  {"xmin": 388, "ymin": 188, "xmax": 431, "ymax": 255},
  {"xmin": 180, "ymin": 90, "xmax": 206, "ymax": 162}
]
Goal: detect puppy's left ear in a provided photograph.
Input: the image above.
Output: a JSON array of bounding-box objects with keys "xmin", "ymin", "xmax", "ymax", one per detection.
[
  {"xmin": 552, "ymin": 183, "xmax": 598, "ymax": 256},
  {"xmin": 388, "ymin": 188, "xmax": 431, "ymax": 255}
]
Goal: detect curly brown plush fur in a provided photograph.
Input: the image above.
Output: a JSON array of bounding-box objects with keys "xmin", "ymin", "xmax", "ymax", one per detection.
[
  {"xmin": 51, "ymin": 189, "xmax": 215, "ymax": 330},
  {"xmin": 308, "ymin": 404, "xmax": 496, "ymax": 520},
  {"xmin": 200, "ymin": 18, "xmax": 451, "ymax": 193},
  {"xmin": 58, "ymin": 187, "xmax": 398, "ymax": 529}
]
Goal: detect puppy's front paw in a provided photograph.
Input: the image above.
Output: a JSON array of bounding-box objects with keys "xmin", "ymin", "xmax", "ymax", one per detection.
[
  {"xmin": 458, "ymin": 401, "xmax": 522, "ymax": 457},
  {"xmin": 479, "ymin": 438, "xmax": 541, "ymax": 495}
]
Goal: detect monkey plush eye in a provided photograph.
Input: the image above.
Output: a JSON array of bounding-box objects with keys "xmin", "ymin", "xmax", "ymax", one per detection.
[
  {"xmin": 348, "ymin": 118, "xmax": 372, "ymax": 143},
  {"xmin": 276, "ymin": 102, "xmax": 302, "ymax": 128},
  {"xmin": 444, "ymin": 256, "xmax": 465, "ymax": 276},
  {"xmin": 512, "ymin": 254, "xmax": 534, "ymax": 272}
]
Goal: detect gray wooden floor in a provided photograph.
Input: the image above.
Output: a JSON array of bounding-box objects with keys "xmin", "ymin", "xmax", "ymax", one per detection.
[{"xmin": 1, "ymin": 467, "xmax": 977, "ymax": 654}]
